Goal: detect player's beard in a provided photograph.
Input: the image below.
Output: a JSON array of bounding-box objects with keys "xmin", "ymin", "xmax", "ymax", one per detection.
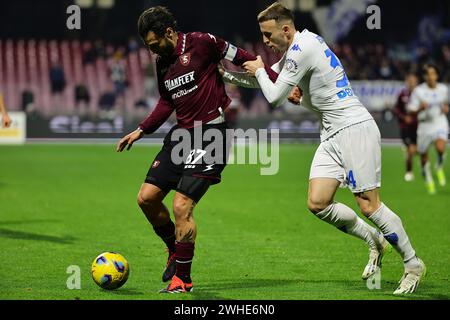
[
  {"xmin": 270, "ymin": 45, "xmax": 286, "ymax": 55},
  {"xmin": 269, "ymin": 38, "xmax": 289, "ymax": 54},
  {"xmin": 159, "ymin": 39, "xmax": 175, "ymax": 57}
]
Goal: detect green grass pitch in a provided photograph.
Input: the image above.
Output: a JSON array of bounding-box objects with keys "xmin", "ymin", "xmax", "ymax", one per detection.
[{"xmin": 0, "ymin": 143, "xmax": 448, "ymax": 300}]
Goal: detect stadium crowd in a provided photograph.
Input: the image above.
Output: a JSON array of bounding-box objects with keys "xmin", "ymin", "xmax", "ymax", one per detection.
[
  {"xmin": 1, "ymin": 37, "xmax": 449, "ymax": 117},
  {"xmin": 336, "ymin": 42, "xmax": 450, "ymax": 82}
]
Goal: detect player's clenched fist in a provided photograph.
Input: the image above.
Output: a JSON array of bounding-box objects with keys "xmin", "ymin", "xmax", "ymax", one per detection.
[
  {"xmin": 243, "ymin": 55, "xmax": 264, "ymax": 76},
  {"xmin": 288, "ymin": 86, "xmax": 303, "ymax": 105},
  {"xmin": 418, "ymin": 101, "xmax": 428, "ymax": 111},
  {"xmin": 116, "ymin": 128, "xmax": 144, "ymax": 152}
]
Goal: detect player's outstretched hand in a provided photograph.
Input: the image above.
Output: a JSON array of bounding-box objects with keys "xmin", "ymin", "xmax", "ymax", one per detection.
[
  {"xmin": 1, "ymin": 113, "xmax": 11, "ymax": 128},
  {"xmin": 404, "ymin": 115, "xmax": 413, "ymax": 124},
  {"xmin": 243, "ymin": 55, "xmax": 264, "ymax": 76},
  {"xmin": 441, "ymin": 104, "xmax": 449, "ymax": 114},
  {"xmin": 116, "ymin": 129, "xmax": 144, "ymax": 152},
  {"xmin": 288, "ymin": 86, "xmax": 303, "ymax": 105},
  {"xmin": 419, "ymin": 102, "xmax": 428, "ymax": 111}
]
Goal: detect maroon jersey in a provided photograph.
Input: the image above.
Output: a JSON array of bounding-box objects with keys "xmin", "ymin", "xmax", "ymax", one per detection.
[
  {"xmin": 393, "ymin": 88, "xmax": 418, "ymax": 130},
  {"xmin": 139, "ymin": 32, "xmax": 278, "ymax": 133}
]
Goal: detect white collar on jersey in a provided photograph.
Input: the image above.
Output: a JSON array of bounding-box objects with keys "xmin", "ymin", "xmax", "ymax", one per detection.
[
  {"xmin": 180, "ymin": 33, "xmax": 186, "ymax": 55},
  {"xmin": 288, "ymin": 30, "xmax": 305, "ymax": 50},
  {"xmin": 280, "ymin": 29, "xmax": 305, "ymax": 60}
]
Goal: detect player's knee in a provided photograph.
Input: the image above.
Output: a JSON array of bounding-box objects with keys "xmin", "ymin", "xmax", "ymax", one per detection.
[
  {"xmin": 307, "ymin": 197, "xmax": 331, "ymax": 214},
  {"xmin": 137, "ymin": 190, "xmax": 160, "ymax": 208},
  {"xmin": 173, "ymin": 199, "xmax": 190, "ymax": 221},
  {"xmin": 358, "ymin": 201, "xmax": 378, "ymax": 217},
  {"xmin": 420, "ymin": 153, "xmax": 428, "ymax": 164}
]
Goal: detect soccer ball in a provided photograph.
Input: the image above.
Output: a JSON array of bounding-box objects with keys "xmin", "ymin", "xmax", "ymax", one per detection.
[{"xmin": 91, "ymin": 252, "xmax": 130, "ymax": 290}]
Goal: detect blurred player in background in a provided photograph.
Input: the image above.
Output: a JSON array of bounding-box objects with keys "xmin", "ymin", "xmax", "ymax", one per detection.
[
  {"xmin": 408, "ymin": 64, "xmax": 448, "ymax": 194},
  {"xmin": 225, "ymin": 2, "xmax": 426, "ymax": 295},
  {"xmin": 393, "ymin": 73, "xmax": 418, "ymax": 182},
  {"xmin": 116, "ymin": 6, "xmax": 277, "ymax": 293},
  {"xmin": 0, "ymin": 93, "xmax": 12, "ymax": 128}
]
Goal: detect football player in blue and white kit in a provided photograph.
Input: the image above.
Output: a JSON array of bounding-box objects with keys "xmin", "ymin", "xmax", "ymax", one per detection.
[
  {"xmin": 223, "ymin": 2, "xmax": 426, "ymax": 295},
  {"xmin": 407, "ymin": 64, "xmax": 448, "ymax": 194}
]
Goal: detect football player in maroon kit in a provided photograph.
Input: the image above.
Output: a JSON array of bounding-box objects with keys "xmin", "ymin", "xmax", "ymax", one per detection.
[
  {"xmin": 116, "ymin": 6, "xmax": 278, "ymax": 293},
  {"xmin": 393, "ymin": 73, "xmax": 418, "ymax": 182}
]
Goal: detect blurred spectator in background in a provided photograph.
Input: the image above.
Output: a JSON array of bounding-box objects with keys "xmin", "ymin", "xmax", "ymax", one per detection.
[
  {"xmin": 134, "ymin": 95, "xmax": 158, "ymax": 118},
  {"xmin": 393, "ymin": 73, "xmax": 419, "ymax": 182},
  {"xmin": 49, "ymin": 60, "xmax": 66, "ymax": 111},
  {"xmin": 83, "ymin": 40, "xmax": 108, "ymax": 65},
  {"xmin": 21, "ymin": 89, "xmax": 35, "ymax": 113},
  {"xmin": 127, "ymin": 37, "xmax": 139, "ymax": 53},
  {"xmin": 0, "ymin": 93, "xmax": 12, "ymax": 128},
  {"xmin": 99, "ymin": 91, "xmax": 116, "ymax": 111},
  {"xmin": 144, "ymin": 62, "xmax": 158, "ymax": 98},
  {"xmin": 99, "ymin": 82, "xmax": 117, "ymax": 119},
  {"xmin": 94, "ymin": 40, "xmax": 107, "ymax": 60},
  {"xmin": 440, "ymin": 44, "xmax": 450, "ymax": 82},
  {"xmin": 247, "ymin": 91, "xmax": 270, "ymax": 118},
  {"xmin": 109, "ymin": 49, "xmax": 128, "ymax": 97},
  {"xmin": 83, "ymin": 42, "xmax": 97, "ymax": 65},
  {"xmin": 49, "ymin": 61, "xmax": 66, "ymax": 92},
  {"xmin": 75, "ymin": 84, "xmax": 91, "ymax": 114},
  {"xmin": 378, "ymin": 58, "xmax": 394, "ymax": 79},
  {"xmin": 134, "ymin": 98, "xmax": 148, "ymax": 109}
]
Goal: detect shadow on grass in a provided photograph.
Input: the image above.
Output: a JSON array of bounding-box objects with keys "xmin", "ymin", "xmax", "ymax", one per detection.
[
  {"xmin": 0, "ymin": 227, "xmax": 76, "ymax": 244},
  {"xmin": 0, "ymin": 219, "xmax": 60, "ymax": 226},
  {"xmin": 191, "ymin": 278, "xmax": 312, "ymax": 300},
  {"xmin": 101, "ymin": 288, "xmax": 145, "ymax": 296},
  {"xmin": 379, "ymin": 281, "xmax": 449, "ymax": 300},
  {"xmin": 191, "ymin": 290, "xmax": 234, "ymax": 300},
  {"xmin": 385, "ymin": 293, "xmax": 449, "ymax": 300},
  {"xmin": 68, "ymin": 288, "xmax": 145, "ymax": 299},
  {"xmin": 191, "ymin": 278, "xmax": 447, "ymax": 300}
]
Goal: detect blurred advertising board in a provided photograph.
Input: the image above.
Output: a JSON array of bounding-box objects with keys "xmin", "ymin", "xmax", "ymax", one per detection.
[{"xmin": 0, "ymin": 112, "xmax": 26, "ymax": 144}]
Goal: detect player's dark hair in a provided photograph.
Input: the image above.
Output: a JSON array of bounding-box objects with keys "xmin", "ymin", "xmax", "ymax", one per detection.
[
  {"xmin": 257, "ymin": 2, "xmax": 295, "ymax": 24},
  {"xmin": 405, "ymin": 71, "xmax": 418, "ymax": 79},
  {"xmin": 137, "ymin": 6, "xmax": 177, "ymax": 41},
  {"xmin": 421, "ymin": 63, "xmax": 439, "ymax": 76}
]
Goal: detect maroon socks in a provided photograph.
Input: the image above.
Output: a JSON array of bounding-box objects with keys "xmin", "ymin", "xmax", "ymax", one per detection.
[{"xmin": 175, "ymin": 241, "xmax": 195, "ymax": 283}]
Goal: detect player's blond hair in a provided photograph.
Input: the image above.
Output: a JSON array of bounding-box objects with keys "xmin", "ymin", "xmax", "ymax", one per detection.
[{"xmin": 257, "ymin": 2, "xmax": 294, "ymax": 24}]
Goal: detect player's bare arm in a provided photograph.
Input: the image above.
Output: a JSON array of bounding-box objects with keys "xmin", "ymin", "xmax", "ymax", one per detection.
[{"xmin": 0, "ymin": 93, "xmax": 12, "ymax": 128}]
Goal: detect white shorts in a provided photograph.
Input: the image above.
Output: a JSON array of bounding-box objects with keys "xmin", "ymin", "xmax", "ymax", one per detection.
[
  {"xmin": 417, "ymin": 122, "xmax": 449, "ymax": 154},
  {"xmin": 309, "ymin": 120, "xmax": 381, "ymax": 193}
]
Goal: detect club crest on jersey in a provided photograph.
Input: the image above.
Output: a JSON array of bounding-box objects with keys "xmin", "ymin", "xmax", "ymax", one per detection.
[
  {"xmin": 152, "ymin": 160, "xmax": 160, "ymax": 168},
  {"xmin": 285, "ymin": 58, "xmax": 298, "ymax": 72},
  {"xmin": 179, "ymin": 53, "xmax": 191, "ymax": 66}
]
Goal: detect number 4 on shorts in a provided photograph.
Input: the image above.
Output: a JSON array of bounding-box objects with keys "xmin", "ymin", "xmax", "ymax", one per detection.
[{"xmin": 347, "ymin": 170, "xmax": 356, "ymax": 188}]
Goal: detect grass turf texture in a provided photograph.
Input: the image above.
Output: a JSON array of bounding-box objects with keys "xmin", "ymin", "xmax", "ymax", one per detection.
[{"xmin": 0, "ymin": 143, "xmax": 449, "ymax": 300}]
